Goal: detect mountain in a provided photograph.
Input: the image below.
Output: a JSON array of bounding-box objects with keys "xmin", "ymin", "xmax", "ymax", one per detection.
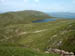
[
  {"xmin": 48, "ymin": 12, "xmax": 75, "ymax": 18},
  {"xmin": 0, "ymin": 10, "xmax": 52, "ymax": 27},
  {"xmin": 0, "ymin": 10, "xmax": 75, "ymax": 56}
]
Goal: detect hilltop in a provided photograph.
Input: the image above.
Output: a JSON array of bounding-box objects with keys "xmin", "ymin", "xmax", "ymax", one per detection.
[{"xmin": 0, "ymin": 10, "xmax": 52, "ymax": 27}]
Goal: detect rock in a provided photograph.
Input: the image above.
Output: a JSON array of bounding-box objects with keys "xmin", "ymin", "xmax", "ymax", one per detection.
[
  {"xmin": 46, "ymin": 48, "xmax": 75, "ymax": 56},
  {"xmin": 45, "ymin": 51, "xmax": 49, "ymax": 53}
]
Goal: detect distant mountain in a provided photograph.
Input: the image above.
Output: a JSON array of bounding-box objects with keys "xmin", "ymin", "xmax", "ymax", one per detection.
[{"xmin": 48, "ymin": 12, "xmax": 75, "ymax": 18}]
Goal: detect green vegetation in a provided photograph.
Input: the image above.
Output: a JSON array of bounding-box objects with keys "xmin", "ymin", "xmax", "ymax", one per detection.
[
  {"xmin": 0, "ymin": 10, "xmax": 52, "ymax": 27},
  {"xmin": 0, "ymin": 47, "xmax": 59, "ymax": 56},
  {"xmin": 0, "ymin": 10, "xmax": 75, "ymax": 56},
  {"xmin": 60, "ymin": 23, "xmax": 75, "ymax": 52}
]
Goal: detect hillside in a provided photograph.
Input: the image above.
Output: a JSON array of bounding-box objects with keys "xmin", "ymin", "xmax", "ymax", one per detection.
[
  {"xmin": 60, "ymin": 23, "xmax": 75, "ymax": 52},
  {"xmin": 0, "ymin": 11, "xmax": 75, "ymax": 56},
  {"xmin": 0, "ymin": 10, "xmax": 52, "ymax": 27}
]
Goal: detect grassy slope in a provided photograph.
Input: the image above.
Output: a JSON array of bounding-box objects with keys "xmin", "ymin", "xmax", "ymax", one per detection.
[
  {"xmin": 0, "ymin": 47, "xmax": 59, "ymax": 56},
  {"xmin": 60, "ymin": 23, "xmax": 75, "ymax": 52},
  {"xmin": 0, "ymin": 11, "xmax": 59, "ymax": 56},
  {"xmin": 0, "ymin": 10, "xmax": 52, "ymax": 27},
  {"xmin": 0, "ymin": 11, "xmax": 75, "ymax": 56},
  {"xmin": 0, "ymin": 19, "xmax": 75, "ymax": 56}
]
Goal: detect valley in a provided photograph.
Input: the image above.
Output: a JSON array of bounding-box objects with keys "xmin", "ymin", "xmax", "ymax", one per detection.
[{"xmin": 0, "ymin": 11, "xmax": 75, "ymax": 56}]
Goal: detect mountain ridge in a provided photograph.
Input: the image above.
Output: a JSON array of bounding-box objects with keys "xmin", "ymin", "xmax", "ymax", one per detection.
[{"xmin": 0, "ymin": 10, "xmax": 52, "ymax": 27}]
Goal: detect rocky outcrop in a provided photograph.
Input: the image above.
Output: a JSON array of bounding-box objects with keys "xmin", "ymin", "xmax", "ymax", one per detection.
[{"xmin": 45, "ymin": 48, "xmax": 75, "ymax": 56}]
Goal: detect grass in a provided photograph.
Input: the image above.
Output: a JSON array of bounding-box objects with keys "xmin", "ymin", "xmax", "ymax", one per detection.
[
  {"xmin": 0, "ymin": 19, "xmax": 75, "ymax": 55},
  {"xmin": 0, "ymin": 10, "xmax": 52, "ymax": 27},
  {"xmin": 0, "ymin": 10, "xmax": 75, "ymax": 56},
  {"xmin": 0, "ymin": 20, "xmax": 75, "ymax": 49},
  {"xmin": 0, "ymin": 46, "xmax": 59, "ymax": 56}
]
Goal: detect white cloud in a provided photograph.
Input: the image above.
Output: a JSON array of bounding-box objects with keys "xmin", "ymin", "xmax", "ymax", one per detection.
[
  {"xmin": 24, "ymin": 0, "xmax": 28, "ymax": 2},
  {"xmin": 0, "ymin": 0, "xmax": 5, "ymax": 3},
  {"xmin": 34, "ymin": 0, "xmax": 39, "ymax": 3}
]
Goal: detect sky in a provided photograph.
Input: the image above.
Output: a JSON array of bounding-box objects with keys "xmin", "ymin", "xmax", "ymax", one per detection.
[{"xmin": 0, "ymin": 0, "xmax": 75, "ymax": 13}]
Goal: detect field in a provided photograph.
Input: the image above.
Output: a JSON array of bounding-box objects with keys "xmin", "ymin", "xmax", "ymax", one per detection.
[{"xmin": 0, "ymin": 11, "xmax": 75, "ymax": 56}]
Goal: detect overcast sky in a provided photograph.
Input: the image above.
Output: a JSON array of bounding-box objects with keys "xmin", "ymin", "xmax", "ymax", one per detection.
[{"xmin": 0, "ymin": 0, "xmax": 75, "ymax": 13}]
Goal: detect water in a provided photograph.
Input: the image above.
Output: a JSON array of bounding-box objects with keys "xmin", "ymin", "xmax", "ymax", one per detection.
[
  {"xmin": 32, "ymin": 19, "xmax": 56, "ymax": 23},
  {"xmin": 32, "ymin": 12, "xmax": 75, "ymax": 23}
]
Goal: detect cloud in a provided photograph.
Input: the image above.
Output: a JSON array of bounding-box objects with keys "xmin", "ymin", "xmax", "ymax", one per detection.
[
  {"xmin": 0, "ymin": 0, "xmax": 5, "ymax": 3},
  {"xmin": 24, "ymin": 0, "xmax": 28, "ymax": 2},
  {"xmin": 34, "ymin": 0, "xmax": 39, "ymax": 3}
]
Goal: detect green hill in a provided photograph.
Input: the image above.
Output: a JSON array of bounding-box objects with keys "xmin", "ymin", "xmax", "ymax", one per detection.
[
  {"xmin": 0, "ymin": 10, "xmax": 75, "ymax": 56},
  {"xmin": 0, "ymin": 10, "xmax": 52, "ymax": 27}
]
